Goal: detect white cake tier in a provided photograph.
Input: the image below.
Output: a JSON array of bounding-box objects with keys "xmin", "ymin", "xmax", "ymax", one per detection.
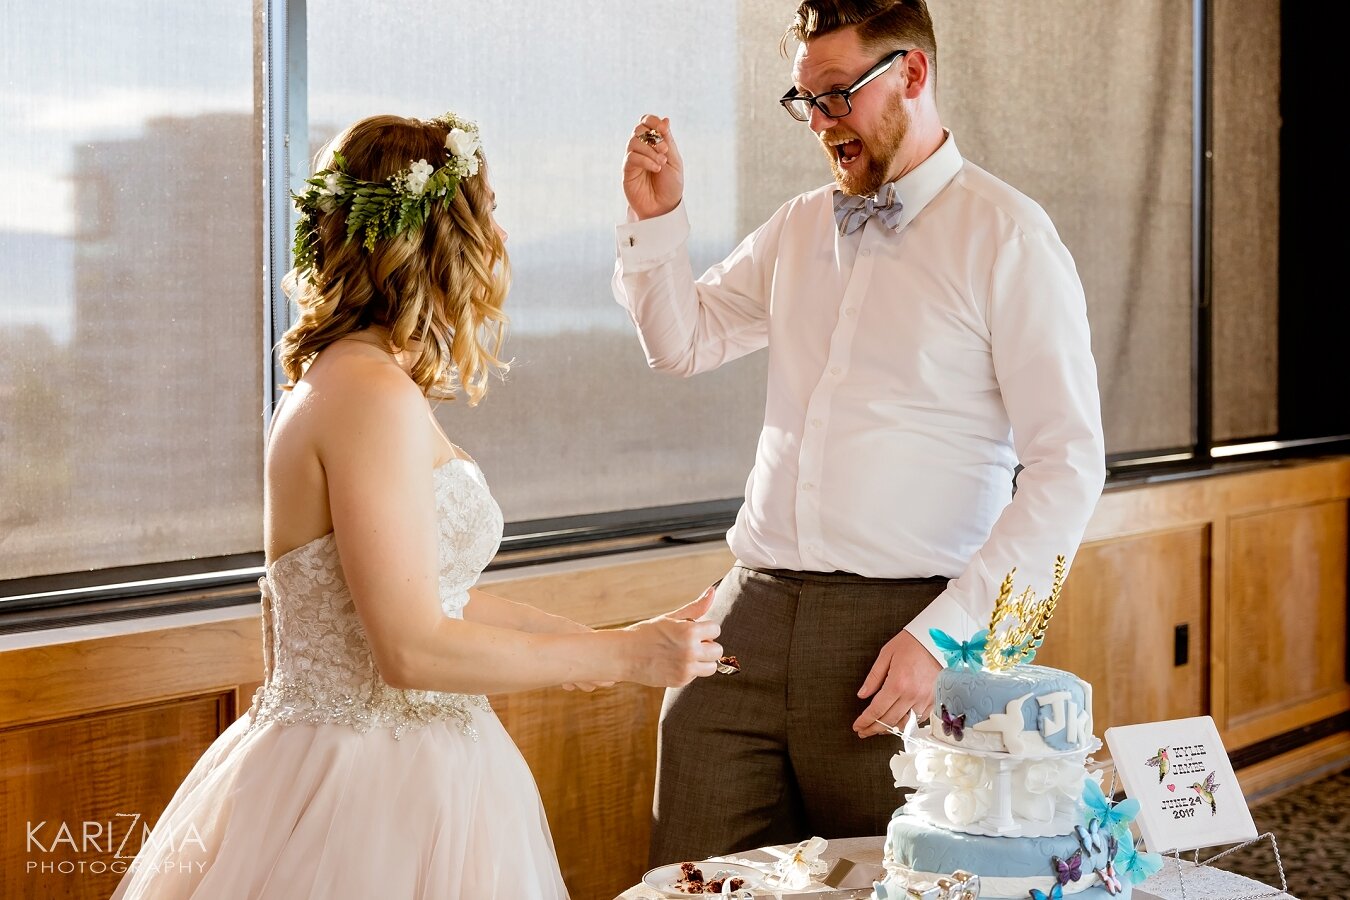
[
  {"xmin": 891, "ymin": 723, "xmax": 1103, "ymax": 837},
  {"xmin": 932, "ymin": 663, "xmax": 1095, "ymax": 756}
]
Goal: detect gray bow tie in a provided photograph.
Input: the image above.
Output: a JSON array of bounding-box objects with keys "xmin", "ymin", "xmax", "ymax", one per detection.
[{"xmin": 833, "ymin": 181, "xmax": 904, "ymax": 235}]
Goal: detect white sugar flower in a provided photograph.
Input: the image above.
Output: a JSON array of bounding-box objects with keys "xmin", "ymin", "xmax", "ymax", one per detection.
[
  {"xmin": 1012, "ymin": 782, "xmax": 1057, "ymax": 822},
  {"xmin": 890, "ymin": 750, "xmax": 920, "ymax": 789},
  {"xmin": 914, "ymin": 748, "xmax": 945, "ymax": 783},
  {"xmin": 772, "ymin": 837, "xmax": 827, "ymax": 890},
  {"xmin": 405, "ymin": 159, "xmax": 434, "ymax": 196},
  {"xmin": 943, "ymin": 788, "xmax": 989, "ymax": 826},
  {"xmin": 446, "ymin": 127, "xmax": 480, "ymax": 160},
  {"xmin": 946, "ymin": 753, "xmax": 990, "ymax": 789},
  {"xmin": 1023, "ymin": 760, "xmax": 1061, "ymax": 794}
]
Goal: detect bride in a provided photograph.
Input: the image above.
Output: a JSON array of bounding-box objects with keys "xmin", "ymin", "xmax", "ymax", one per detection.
[{"xmin": 111, "ymin": 112, "xmax": 723, "ymax": 899}]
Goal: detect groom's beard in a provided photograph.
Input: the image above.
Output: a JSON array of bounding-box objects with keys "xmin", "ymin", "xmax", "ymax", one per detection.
[{"xmin": 823, "ymin": 101, "xmax": 911, "ymax": 197}]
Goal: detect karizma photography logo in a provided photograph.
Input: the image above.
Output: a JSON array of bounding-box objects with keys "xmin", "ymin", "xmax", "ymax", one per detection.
[{"xmin": 25, "ymin": 813, "xmax": 206, "ymax": 876}]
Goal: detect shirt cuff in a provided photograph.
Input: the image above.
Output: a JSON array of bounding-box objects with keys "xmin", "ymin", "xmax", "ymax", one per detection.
[
  {"xmin": 904, "ymin": 589, "xmax": 982, "ymax": 665},
  {"xmin": 615, "ymin": 202, "xmax": 689, "ymax": 272}
]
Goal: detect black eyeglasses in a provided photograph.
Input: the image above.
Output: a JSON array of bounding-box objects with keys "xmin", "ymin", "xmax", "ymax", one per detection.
[{"xmin": 779, "ymin": 49, "xmax": 909, "ymax": 122}]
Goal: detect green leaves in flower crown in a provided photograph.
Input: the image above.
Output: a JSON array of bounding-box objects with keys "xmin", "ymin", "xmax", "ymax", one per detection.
[{"xmin": 289, "ymin": 117, "xmax": 482, "ymax": 275}]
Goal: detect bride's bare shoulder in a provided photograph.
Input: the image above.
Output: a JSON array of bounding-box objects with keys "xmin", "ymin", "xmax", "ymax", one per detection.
[{"xmin": 291, "ymin": 344, "xmax": 432, "ymax": 465}]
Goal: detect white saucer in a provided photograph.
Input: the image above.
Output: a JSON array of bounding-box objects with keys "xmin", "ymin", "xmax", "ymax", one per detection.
[{"xmin": 641, "ymin": 862, "xmax": 765, "ymax": 896}]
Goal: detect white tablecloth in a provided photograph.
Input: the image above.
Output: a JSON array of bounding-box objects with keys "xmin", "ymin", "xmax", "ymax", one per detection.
[{"xmin": 617, "ymin": 838, "xmax": 1297, "ymax": 900}]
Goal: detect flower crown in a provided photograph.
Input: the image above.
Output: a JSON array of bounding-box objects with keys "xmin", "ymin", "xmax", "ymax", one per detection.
[{"xmin": 291, "ymin": 112, "xmax": 483, "ymax": 276}]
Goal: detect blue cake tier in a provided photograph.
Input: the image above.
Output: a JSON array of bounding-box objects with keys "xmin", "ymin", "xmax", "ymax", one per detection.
[
  {"xmin": 932, "ymin": 664, "xmax": 1093, "ymax": 755},
  {"xmin": 885, "ymin": 807, "xmax": 1131, "ymax": 899}
]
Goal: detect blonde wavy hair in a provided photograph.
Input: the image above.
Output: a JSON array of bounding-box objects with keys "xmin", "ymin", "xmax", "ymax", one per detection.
[{"xmin": 279, "ymin": 113, "xmax": 509, "ymax": 404}]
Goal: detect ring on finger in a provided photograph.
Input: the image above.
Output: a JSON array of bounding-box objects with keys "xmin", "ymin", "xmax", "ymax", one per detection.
[{"xmin": 638, "ymin": 129, "xmax": 663, "ymax": 146}]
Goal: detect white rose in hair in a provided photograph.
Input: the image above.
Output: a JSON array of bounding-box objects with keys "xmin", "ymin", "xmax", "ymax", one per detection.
[
  {"xmin": 946, "ymin": 753, "xmax": 989, "ymax": 789},
  {"xmin": 323, "ymin": 172, "xmax": 343, "ymax": 196},
  {"xmin": 943, "ymin": 788, "xmax": 989, "ymax": 826},
  {"xmin": 405, "ymin": 159, "xmax": 434, "ymax": 196},
  {"xmin": 446, "ymin": 127, "xmax": 480, "ymax": 160}
]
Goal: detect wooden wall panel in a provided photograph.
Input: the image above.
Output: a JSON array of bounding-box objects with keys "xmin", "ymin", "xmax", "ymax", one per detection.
[
  {"xmin": 1225, "ymin": 499, "xmax": 1349, "ymax": 729},
  {"xmin": 1038, "ymin": 526, "xmax": 1209, "ymax": 741},
  {"xmin": 0, "ymin": 457, "xmax": 1346, "ymax": 899},
  {"xmin": 0, "ymin": 695, "xmax": 229, "ymax": 900},
  {"xmin": 0, "ymin": 616, "xmax": 261, "ymax": 730},
  {"xmin": 492, "ymin": 683, "xmax": 664, "ymax": 900}
]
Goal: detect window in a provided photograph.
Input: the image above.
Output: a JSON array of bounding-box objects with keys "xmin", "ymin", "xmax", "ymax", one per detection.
[
  {"xmin": 5, "ymin": 0, "xmax": 1334, "ymax": 625},
  {"xmin": 1, "ymin": 3, "xmax": 262, "ymax": 590},
  {"xmin": 305, "ymin": 0, "xmax": 768, "ymax": 525}
]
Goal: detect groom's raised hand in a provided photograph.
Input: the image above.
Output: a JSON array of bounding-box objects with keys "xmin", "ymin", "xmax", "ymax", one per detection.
[{"xmin": 623, "ymin": 114, "xmax": 684, "ymax": 220}]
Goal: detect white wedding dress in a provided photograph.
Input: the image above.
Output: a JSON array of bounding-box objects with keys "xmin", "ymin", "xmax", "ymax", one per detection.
[{"xmin": 111, "ymin": 459, "xmax": 569, "ymax": 899}]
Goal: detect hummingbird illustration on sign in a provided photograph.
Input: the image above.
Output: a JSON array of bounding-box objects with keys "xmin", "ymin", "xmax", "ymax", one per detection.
[
  {"xmin": 1190, "ymin": 770, "xmax": 1219, "ymax": 815},
  {"xmin": 1144, "ymin": 747, "xmax": 1169, "ymax": 783}
]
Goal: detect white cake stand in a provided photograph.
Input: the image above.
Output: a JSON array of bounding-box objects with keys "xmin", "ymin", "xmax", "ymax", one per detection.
[{"xmin": 900, "ymin": 719, "xmax": 1103, "ymax": 837}]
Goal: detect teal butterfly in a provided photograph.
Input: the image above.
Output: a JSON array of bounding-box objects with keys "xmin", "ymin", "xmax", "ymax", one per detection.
[
  {"xmin": 1029, "ymin": 884, "xmax": 1063, "ymax": 900},
  {"xmin": 1001, "ymin": 635, "xmax": 1037, "ymax": 663},
  {"xmin": 1116, "ymin": 843, "xmax": 1164, "ymax": 884},
  {"xmin": 929, "ymin": 628, "xmax": 989, "ymax": 669},
  {"xmin": 1081, "ymin": 778, "xmax": 1140, "ymax": 838}
]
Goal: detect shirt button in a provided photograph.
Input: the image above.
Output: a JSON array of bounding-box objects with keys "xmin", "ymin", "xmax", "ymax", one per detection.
[
  {"xmin": 802, "ymin": 482, "xmax": 815, "ymax": 491},
  {"xmin": 830, "ymin": 366, "xmax": 842, "ymax": 376},
  {"xmin": 811, "ymin": 418, "xmax": 823, "ymax": 428},
  {"xmin": 845, "ymin": 307, "xmax": 857, "ymax": 317},
  {"xmin": 860, "ymin": 249, "xmax": 871, "ymax": 257}
]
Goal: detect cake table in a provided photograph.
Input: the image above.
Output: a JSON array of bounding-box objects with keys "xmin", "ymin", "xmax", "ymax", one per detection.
[{"xmin": 615, "ymin": 838, "xmax": 1298, "ymax": 899}]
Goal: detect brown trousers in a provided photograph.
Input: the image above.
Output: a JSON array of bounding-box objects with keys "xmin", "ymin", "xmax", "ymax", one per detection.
[{"xmin": 648, "ymin": 563, "xmax": 946, "ymax": 866}]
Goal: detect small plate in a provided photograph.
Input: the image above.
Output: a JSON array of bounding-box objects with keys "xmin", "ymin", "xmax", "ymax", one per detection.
[{"xmin": 641, "ymin": 862, "xmax": 765, "ymax": 896}]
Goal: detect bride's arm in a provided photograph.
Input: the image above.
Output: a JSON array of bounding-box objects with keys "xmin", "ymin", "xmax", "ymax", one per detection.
[
  {"xmin": 463, "ymin": 589, "xmax": 591, "ymax": 634},
  {"xmin": 318, "ymin": 368, "xmax": 720, "ymax": 695}
]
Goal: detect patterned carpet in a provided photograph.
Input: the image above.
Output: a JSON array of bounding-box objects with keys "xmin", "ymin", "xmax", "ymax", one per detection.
[{"xmin": 1197, "ymin": 766, "xmax": 1350, "ymax": 900}]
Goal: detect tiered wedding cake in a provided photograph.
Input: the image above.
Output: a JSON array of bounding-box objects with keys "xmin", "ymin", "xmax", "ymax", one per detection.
[{"xmin": 874, "ymin": 560, "xmax": 1160, "ymax": 900}]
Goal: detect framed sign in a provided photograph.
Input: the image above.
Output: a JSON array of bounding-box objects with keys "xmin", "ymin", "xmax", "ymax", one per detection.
[{"xmin": 1104, "ymin": 716, "xmax": 1258, "ymax": 853}]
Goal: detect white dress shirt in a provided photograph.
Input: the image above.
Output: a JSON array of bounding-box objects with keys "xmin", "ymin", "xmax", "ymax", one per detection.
[{"xmin": 612, "ymin": 133, "xmax": 1106, "ymax": 660}]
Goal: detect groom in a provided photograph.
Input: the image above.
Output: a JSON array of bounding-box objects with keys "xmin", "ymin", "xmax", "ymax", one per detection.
[{"xmin": 614, "ymin": 0, "xmax": 1105, "ymax": 864}]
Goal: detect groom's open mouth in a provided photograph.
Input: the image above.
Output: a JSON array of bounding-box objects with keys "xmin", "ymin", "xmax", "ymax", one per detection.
[{"xmin": 828, "ymin": 136, "xmax": 865, "ymax": 169}]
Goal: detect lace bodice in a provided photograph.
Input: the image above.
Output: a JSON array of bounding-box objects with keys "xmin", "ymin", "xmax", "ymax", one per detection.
[{"xmin": 248, "ymin": 459, "xmax": 503, "ymax": 739}]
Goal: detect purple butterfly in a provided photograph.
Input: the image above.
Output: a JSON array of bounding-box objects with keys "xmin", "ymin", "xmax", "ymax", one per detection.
[
  {"xmin": 1097, "ymin": 862, "xmax": 1124, "ymax": 896},
  {"xmin": 1029, "ymin": 884, "xmax": 1063, "ymax": 900},
  {"xmin": 939, "ymin": 704, "xmax": 966, "ymax": 741},
  {"xmin": 1052, "ymin": 850, "xmax": 1083, "ymax": 885}
]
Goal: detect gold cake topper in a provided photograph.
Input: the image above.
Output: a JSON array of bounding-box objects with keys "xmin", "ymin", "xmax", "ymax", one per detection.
[{"xmin": 981, "ymin": 554, "xmax": 1066, "ymax": 672}]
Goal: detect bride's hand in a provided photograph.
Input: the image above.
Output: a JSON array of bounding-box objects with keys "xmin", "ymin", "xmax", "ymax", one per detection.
[{"xmin": 619, "ymin": 586, "xmax": 722, "ymax": 687}]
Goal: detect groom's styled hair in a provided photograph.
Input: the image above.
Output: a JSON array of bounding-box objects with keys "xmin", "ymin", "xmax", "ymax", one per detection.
[{"xmin": 781, "ymin": 0, "xmax": 938, "ymax": 79}]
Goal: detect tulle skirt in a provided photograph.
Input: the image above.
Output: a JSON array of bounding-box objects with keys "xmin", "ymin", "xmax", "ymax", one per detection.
[{"xmin": 110, "ymin": 707, "xmax": 568, "ymax": 899}]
